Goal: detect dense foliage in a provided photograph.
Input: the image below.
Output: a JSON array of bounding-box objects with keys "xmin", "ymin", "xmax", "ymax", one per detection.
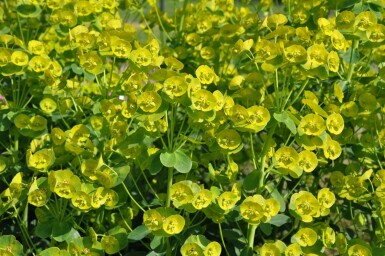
[{"xmin": 0, "ymin": 0, "xmax": 385, "ymax": 255}]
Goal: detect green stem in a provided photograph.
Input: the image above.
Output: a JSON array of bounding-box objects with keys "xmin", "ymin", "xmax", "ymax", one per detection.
[
  {"xmin": 166, "ymin": 167, "xmax": 173, "ymax": 207},
  {"xmin": 247, "ymin": 224, "xmax": 257, "ymax": 250},
  {"xmin": 258, "ymin": 121, "xmax": 277, "ymax": 193},
  {"xmin": 346, "ymin": 39, "xmax": 359, "ymax": 83},
  {"xmin": 122, "ymin": 182, "xmax": 145, "ymax": 212},
  {"xmin": 219, "ymin": 223, "xmax": 230, "ymax": 256}
]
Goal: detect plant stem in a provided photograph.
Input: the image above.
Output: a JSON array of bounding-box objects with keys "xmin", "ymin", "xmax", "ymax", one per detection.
[
  {"xmin": 247, "ymin": 224, "xmax": 257, "ymax": 250},
  {"xmin": 346, "ymin": 39, "xmax": 359, "ymax": 83},
  {"xmin": 219, "ymin": 223, "xmax": 230, "ymax": 256},
  {"xmin": 122, "ymin": 182, "xmax": 145, "ymax": 212},
  {"xmin": 258, "ymin": 121, "xmax": 277, "ymax": 193},
  {"xmin": 166, "ymin": 167, "xmax": 173, "ymax": 207}
]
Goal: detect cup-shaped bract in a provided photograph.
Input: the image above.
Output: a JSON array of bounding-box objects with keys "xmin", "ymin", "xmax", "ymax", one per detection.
[
  {"xmin": 298, "ymin": 150, "xmax": 318, "ymax": 173},
  {"xmin": 317, "ymin": 188, "xmax": 336, "ymax": 209},
  {"xmin": 326, "ymin": 113, "xmax": 344, "ymax": 135},
  {"xmin": 191, "ymin": 89, "xmax": 217, "ymax": 112},
  {"xmin": 217, "ymin": 191, "xmax": 239, "ymax": 211},
  {"xmin": 274, "ymin": 146, "xmax": 299, "ymax": 169},
  {"xmin": 71, "ymin": 191, "xmax": 92, "ymax": 211},
  {"xmin": 181, "ymin": 242, "xmax": 204, "ymax": 256},
  {"xmin": 294, "ymin": 227, "xmax": 318, "ymax": 247},
  {"xmin": 290, "ymin": 191, "xmax": 320, "ymax": 222},
  {"xmin": 203, "ymin": 241, "xmax": 221, "ymax": 256},
  {"xmin": 162, "ymin": 214, "xmax": 185, "ymax": 235},
  {"xmin": 137, "ymin": 91, "xmax": 162, "ymax": 113},
  {"xmin": 192, "ymin": 189, "xmax": 212, "ymax": 210},
  {"xmin": 195, "ymin": 65, "xmax": 217, "ymax": 85},
  {"xmin": 216, "ymin": 129, "xmax": 242, "ymax": 151},
  {"xmin": 298, "ymin": 114, "xmax": 325, "ymax": 136},
  {"xmin": 240, "ymin": 195, "xmax": 264, "ymax": 224}
]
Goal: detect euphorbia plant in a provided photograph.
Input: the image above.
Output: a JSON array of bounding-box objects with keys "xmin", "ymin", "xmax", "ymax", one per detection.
[{"xmin": 0, "ymin": 0, "xmax": 385, "ymax": 255}]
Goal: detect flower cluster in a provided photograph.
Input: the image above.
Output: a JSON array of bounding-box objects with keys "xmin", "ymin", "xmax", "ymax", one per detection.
[{"xmin": 0, "ymin": 0, "xmax": 384, "ymax": 255}]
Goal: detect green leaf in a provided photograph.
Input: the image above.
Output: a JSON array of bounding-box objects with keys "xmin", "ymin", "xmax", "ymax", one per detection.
[
  {"xmin": 113, "ymin": 165, "xmax": 131, "ymax": 185},
  {"xmin": 52, "ymin": 222, "xmax": 79, "ymax": 242},
  {"xmin": 267, "ymin": 214, "xmax": 291, "ymax": 227},
  {"xmin": 35, "ymin": 221, "xmax": 54, "ymax": 239},
  {"xmin": 149, "ymin": 151, "xmax": 163, "ymax": 175},
  {"xmin": 160, "ymin": 151, "xmax": 176, "ymax": 168},
  {"xmin": 174, "ymin": 150, "xmax": 192, "ymax": 173},
  {"xmin": 273, "ymin": 111, "xmax": 297, "ymax": 134},
  {"xmin": 0, "ymin": 110, "xmax": 11, "ymax": 131},
  {"xmin": 243, "ymin": 170, "xmax": 262, "ymax": 192},
  {"xmin": 71, "ymin": 63, "xmax": 84, "ymax": 75},
  {"xmin": 260, "ymin": 223, "xmax": 272, "ymax": 236},
  {"xmin": 127, "ymin": 225, "xmax": 151, "ymax": 241},
  {"xmin": 16, "ymin": 2, "xmax": 41, "ymax": 18}
]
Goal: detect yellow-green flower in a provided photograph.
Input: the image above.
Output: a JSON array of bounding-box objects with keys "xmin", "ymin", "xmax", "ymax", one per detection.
[
  {"xmin": 27, "ymin": 148, "xmax": 55, "ymax": 171},
  {"xmin": 255, "ymin": 39, "xmax": 278, "ymax": 62},
  {"xmin": 195, "ymin": 65, "xmax": 217, "ymax": 85},
  {"xmin": 163, "ymin": 76, "xmax": 188, "ymax": 99},
  {"xmin": 285, "ymin": 243, "xmax": 302, "ymax": 256},
  {"xmin": 274, "ymin": 146, "xmax": 299, "ymax": 169},
  {"xmin": 49, "ymin": 169, "xmax": 81, "ymax": 199},
  {"xmin": 137, "ymin": 91, "xmax": 162, "ymax": 113},
  {"xmin": 322, "ymin": 227, "xmax": 335, "ymax": 248},
  {"xmin": 11, "ymin": 51, "xmax": 29, "ymax": 66},
  {"xmin": 71, "ymin": 191, "xmax": 91, "ymax": 210},
  {"xmin": 284, "ymin": 45, "xmax": 307, "ymax": 63},
  {"xmin": 298, "ymin": 114, "xmax": 325, "ymax": 136},
  {"xmin": 204, "ymin": 241, "xmax": 221, "ymax": 256},
  {"xmin": 14, "ymin": 113, "xmax": 30, "ymax": 129},
  {"xmin": 130, "ymin": 48, "xmax": 152, "ymax": 66},
  {"xmin": 294, "ymin": 227, "xmax": 317, "ymax": 247},
  {"xmin": 326, "ymin": 113, "xmax": 344, "ymax": 135},
  {"xmin": 29, "ymin": 55, "xmax": 51, "ymax": 72},
  {"xmin": 336, "ymin": 11, "xmax": 355, "ymax": 30},
  {"xmin": 240, "ymin": 195, "xmax": 264, "ymax": 224},
  {"xmin": 28, "ymin": 40, "xmax": 46, "ymax": 55},
  {"xmin": 328, "ymin": 51, "xmax": 340, "ymax": 72},
  {"xmin": 298, "ymin": 150, "xmax": 318, "ymax": 173},
  {"xmin": 260, "ymin": 243, "xmax": 281, "ymax": 256},
  {"xmin": 355, "ymin": 11, "xmax": 377, "ymax": 31},
  {"xmin": 181, "ymin": 243, "xmax": 203, "ymax": 256},
  {"xmin": 91, "ymin": 187, "xmax": 108, "ymax": 208},
  {"xmin": 28, "ymin": 189, "xmax": 48, "ymax": 207},
  {"xmin": 191, "ymin": 89, "xmax": 217, "ymax": 112},
  {"xmin": 40, "ymin": 98, "xmax": 57, "ymax": 114},
  {"xmin": 216, "ymin": 129, "xmax": 242, "ymax": 151},
  {"xmin": 79, "ymin": 52, "xmax": 103, "ymax": 75},
  {"xmin": 218, "ymin": 191, "xmax": 239, "ymax": 211},
  {"xmin": 192, "ymin": 189, "xmax": 212, "ymax": 210},
  {"xmin": 348, "ymin": 244, "xmax": 372, "ymax": 256},
  {"xmin": 110, "ymin": 36, "xmax": 132, "ymax": 58},
  {"xmin": 367, "ymin": 24, "xmax": 385, "ymax": 42},
  {"xmin": 170, "ymin": 181, "xmax": 194, "ymax": 207},
  {"xmin": 29, "ymin": 115, "xmax": 47, "ymax": 131},
  {"xmin": 264, "ymin": 198, "xmax": 280, "ymax": 219},
  {"xmin": 163, "ymin": 215, "xmax": 185, "ymax": 235},
  {"xmin": 323, "ymin": 137, "xmax": 342, "ymax": 160},
  {"xmin": 358, "ymin": 93, "xmax": 377, "ymax": 112},
  {"xmin": 306, "ymin": 44, "xmax": 328, "ymax": 68},
  {"xmin": 318, "ymin": 188, "xmax": 336, "ymax": 208},
  {"xmin": 290, "ymin": 191, "xmax": 320, "ymax": 222}
]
